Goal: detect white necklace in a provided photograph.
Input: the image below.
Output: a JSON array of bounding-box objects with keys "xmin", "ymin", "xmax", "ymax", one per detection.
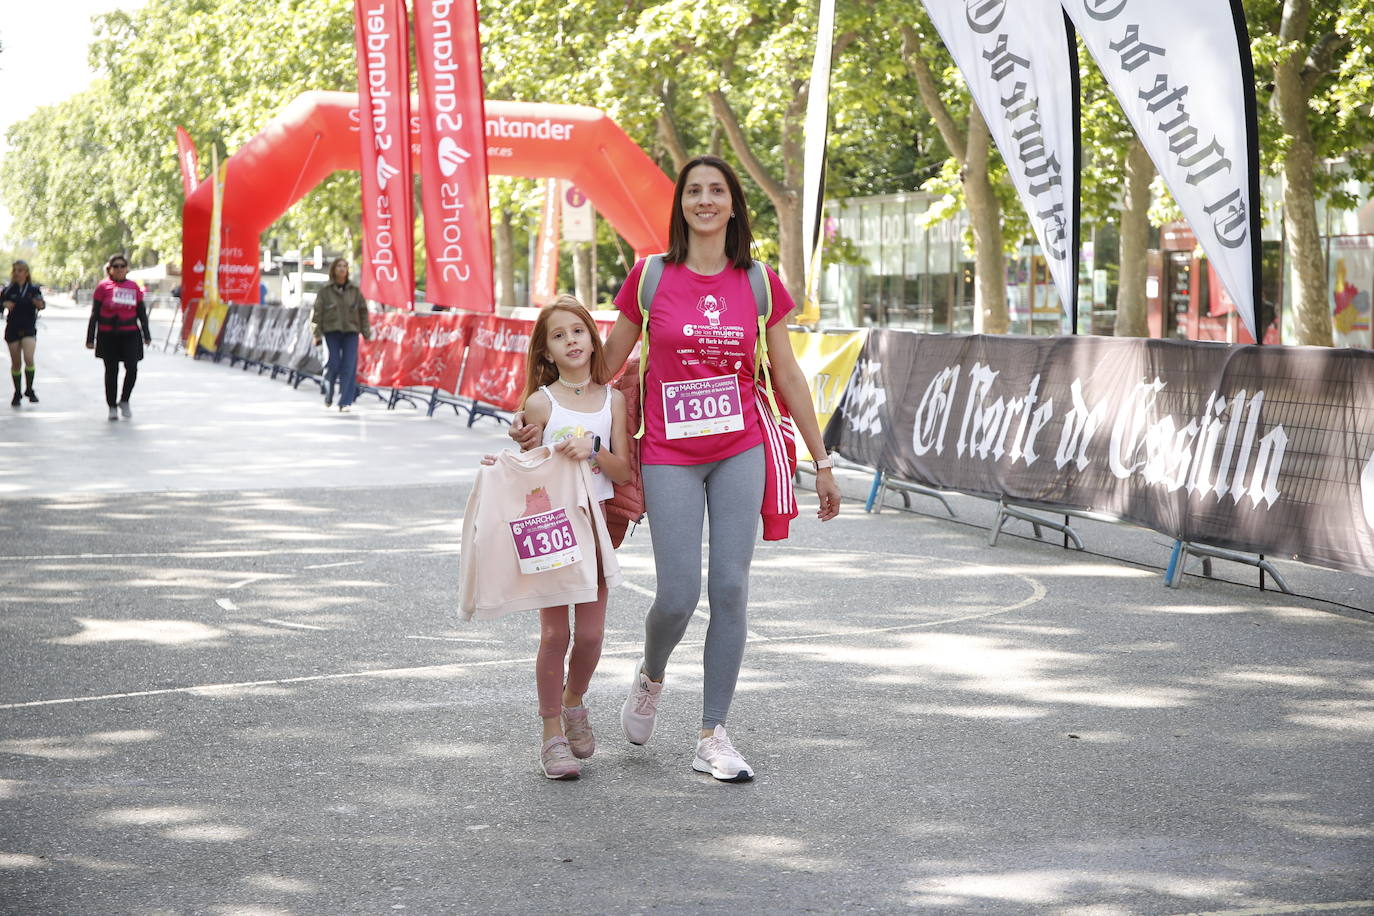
[{"xmin": 556, "ymin": 374, "xmax": 592, "ymax": 395}]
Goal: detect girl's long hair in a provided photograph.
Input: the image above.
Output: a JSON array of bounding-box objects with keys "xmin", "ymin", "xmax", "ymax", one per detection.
[
  {"xmin": 10, "ymin": 260, "xmax": 31, "ymax": 285},
  {"xmin": 521, "ymin": 295, "xmax": 610, "ymax": 406},
  {"xmin": 664, "ymin": 154, "xmax": 754, "ymax": 269}
]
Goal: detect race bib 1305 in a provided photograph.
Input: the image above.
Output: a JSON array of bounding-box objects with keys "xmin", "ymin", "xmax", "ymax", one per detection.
[{"xmin": 508, "ymin": 508, "xmax": 582, "ymax": 574}]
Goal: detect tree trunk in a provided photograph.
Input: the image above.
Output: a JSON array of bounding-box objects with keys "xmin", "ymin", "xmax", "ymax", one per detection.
[
  {"xmin": 1275, "ymin": 0, "xmax": 1332, "ymax": 346},
  {"xmin": 572, "ymin": 242, "xmax": 595, "ymax": 308},
  {"xmin": 494, "ymin": 208, "xmax": 516, "ymax": 311},
  {"xmin": 901, "ymin": 25, "xmax": 1006, "ymax": 334},
  {"xmin": 963, "ymin": 111, "xmax": 1007, "ymax": 334},
  {"xmin": 777, "ymin": 93, "xmax": 808, "ymax": 309},
  {"xmin": 655, "ymin": 108, "xmax": 689, "ymax": 175},
  {"xmin": 1114, "ymin": 139, "xmax": 1154, "ymax": 337},
  {"xmin": 707, "ymin": 88, "xmax": 807, "ymax": 307}
]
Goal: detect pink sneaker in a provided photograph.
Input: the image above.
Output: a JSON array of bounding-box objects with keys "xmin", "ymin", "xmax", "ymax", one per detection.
[
  {"xmin": 562, "ymin": 705, "xmax": 595, "ymax": 759},
  {"xmin": 620, "ymin": 665, "xmax": 664, "ymax": 745},
  {"xmin": 540, "ymin": 736, "xmax": 582, "ymax": 780},
  {"xmin": 692, "ymin": 725, "xmax": 754, "ymax": 782}
]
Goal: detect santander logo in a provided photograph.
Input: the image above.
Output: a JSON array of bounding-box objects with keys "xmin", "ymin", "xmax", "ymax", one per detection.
[
  {"xmin": 376, "ymin": 157, "xmax": 401, "ymax": 188},
  {"xmin": 437, "ymin": 137, "xmax": 471, "ymax": 177}
]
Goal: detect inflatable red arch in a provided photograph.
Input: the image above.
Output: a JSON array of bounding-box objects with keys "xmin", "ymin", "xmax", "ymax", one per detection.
[{"xmin": 181, "ymin": 90, "xmax": 674, "ymax": 306}]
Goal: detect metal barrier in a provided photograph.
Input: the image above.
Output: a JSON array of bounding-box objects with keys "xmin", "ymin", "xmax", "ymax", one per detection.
[
  {"xmin": 985, "ymin": 494, "xmax": 1290, "ymax": 592},
  {"xmin": 1166, "ymin": 540, "xmax": 1292, "ymax": 593}
]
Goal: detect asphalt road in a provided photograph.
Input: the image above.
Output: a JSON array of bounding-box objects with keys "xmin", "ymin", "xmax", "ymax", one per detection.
[{"xmin": 1, "ymin": 302, "xmax": 1372, "ymax": 915}]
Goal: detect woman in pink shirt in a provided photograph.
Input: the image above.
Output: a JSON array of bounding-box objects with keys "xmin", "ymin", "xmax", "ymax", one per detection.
[
  {"xmin": 515, "ymin": 155, "xmax": 841, "ymax": 781},
  {"xmin": 86, "ymin": 254, "xmax": 152, "ymax": 421}
]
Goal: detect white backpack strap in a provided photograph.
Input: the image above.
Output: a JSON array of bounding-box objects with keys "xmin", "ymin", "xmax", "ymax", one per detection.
[
  {"xmin": 748, "ymin": 260, "xmax": 781, "ymax": 420},
  {"xmin": 746, "ymin": 260, "xmax": 769, "ymax": 321},
  {"xmin": 632, "ymin": 255, "xmax": 666, "ymax": 439},
  {"xmin": 638, "ymin": 254, "xmax": 666, "ymax": 314}
]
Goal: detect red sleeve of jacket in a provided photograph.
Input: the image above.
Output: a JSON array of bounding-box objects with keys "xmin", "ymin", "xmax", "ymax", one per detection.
[{"xmin": 754, "ymin": 383, "xmax": 798, "ymax": 541}]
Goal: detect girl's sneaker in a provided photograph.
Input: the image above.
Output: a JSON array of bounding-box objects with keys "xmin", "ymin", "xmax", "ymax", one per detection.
[
  {"xmin": 620, "ymin": 665, "xmax": 663, "ymax": 745},
  {"xmin": 562, "ymin": 705, "xmax": 595, "ymax": 759},
  {"xmin": 540, "ymin": 736, "xmax": 582, "ymax": 780},
  {"xmin": 692, "ymin": 725, "xmax": 754, "ymax": 782}
]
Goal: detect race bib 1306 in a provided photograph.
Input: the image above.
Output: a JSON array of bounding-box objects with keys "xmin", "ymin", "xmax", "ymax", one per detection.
[{"xmin": 662, "ymin": 374, "xmax": 744, "ymax": 440}]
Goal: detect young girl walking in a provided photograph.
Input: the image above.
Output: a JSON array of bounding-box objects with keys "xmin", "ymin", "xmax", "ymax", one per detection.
[{"xmin": 517, "ymin": 296, "xmax": 631, "ymax": 779}]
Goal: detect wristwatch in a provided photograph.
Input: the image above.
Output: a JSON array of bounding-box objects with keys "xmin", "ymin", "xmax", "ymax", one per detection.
[{"xmin": 813, "ymin": 453, "xmax": 834, "ymax": 471}]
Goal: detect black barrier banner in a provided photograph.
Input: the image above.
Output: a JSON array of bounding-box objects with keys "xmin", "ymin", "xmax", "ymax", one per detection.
[
  {"xmin": 825, "ymin": 332, "xmax": 1374, "ymax": 576},
  {"xmin": 265, "ymin": 307, "xmax": 296, "ymax": 367},
  {"xmin": 284, "ymin": 308, "xmax": 323, "ymax": 374},
  {"xmin": 221, "ymin": 304, "xmax": 251, "ymax": 360},
  {"xmin": 243, "ymin": 307, "xmax": 273, "ymax": 364}
]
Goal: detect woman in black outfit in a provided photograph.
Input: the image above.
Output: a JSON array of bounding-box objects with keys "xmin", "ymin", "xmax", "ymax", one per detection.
[
  {"xmin": 86, "ymin": 255, "xmax": 153, "ymax": 420},
  {"xmin": 2, "ymin": 260, "xmax": 45, "ymax": 406}
]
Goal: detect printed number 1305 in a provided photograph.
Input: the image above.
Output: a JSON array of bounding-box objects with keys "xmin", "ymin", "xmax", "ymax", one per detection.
[{"xmin": 521, "ymin": 528, "xmax": 572, "ymax": 555}]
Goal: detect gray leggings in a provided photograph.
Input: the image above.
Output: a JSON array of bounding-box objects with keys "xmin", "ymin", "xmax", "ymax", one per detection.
[{"xmin": 641, "ymin": 445, "xmax": 764, "ymax": 729}]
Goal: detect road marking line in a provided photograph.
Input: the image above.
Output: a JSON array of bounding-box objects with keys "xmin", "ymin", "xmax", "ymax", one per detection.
[
  {"xmin": 0, "ymin": 547, "xmax": 455, "ymax": 562},
  {"xmin": 262, "ymin": 619, "xmax": 327, "ymax": 631},
  {"xmin": 303, "ymin": 561, "xmax": 365, "ymax": 570},
  {"xmin": 1167, "ymin": 902, "xmax": 1374, "ymax": 916},
  {"xmin": 227, "ymin": 576, "xmax": 275, "ymax": 589},
  {"xmin": 405, "ymin": 635, "xmax": 493, "ymax": 643},
  {"xmin": 0, "ymin": 549, "xmax": 1047, "ymax": 712},
  {"xmin": 0, "ymin": 597, "xmax": 1043, "ymax": 712},
  {"xmin": 214, "ymin": 598, "xmax": 238, "ymax": 611}
]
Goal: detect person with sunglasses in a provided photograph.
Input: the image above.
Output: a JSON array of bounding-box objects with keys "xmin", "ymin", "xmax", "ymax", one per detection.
[{"xmin": 87, "ymin": 255, "xmax": 152, "ymax": 420}]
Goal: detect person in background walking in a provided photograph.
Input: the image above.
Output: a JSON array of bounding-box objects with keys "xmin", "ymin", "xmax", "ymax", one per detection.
[
  {"xmin": 2, "ymin": 260, "xmax": 45, "ymax": 406},
  {"xmin": 312, "ymin": 258, "xmax": 371, "ymax": 412},
  {"xmin": 87, "ymin": 255, "xmax": 151, "ymax": 421}
]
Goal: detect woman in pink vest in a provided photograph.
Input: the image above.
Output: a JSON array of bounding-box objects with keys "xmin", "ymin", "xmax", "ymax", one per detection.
[{"xmin": 86, "ymin": 254, "xmax": 152, "ymax": 421}]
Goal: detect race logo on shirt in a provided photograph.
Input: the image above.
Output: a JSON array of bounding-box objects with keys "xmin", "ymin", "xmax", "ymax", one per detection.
[
  {"xmin": 680, "ymin": 292, "xmax": 747, "ymax": 367},
  {"xmin": 524, "ymin": 487, "xmax": 552, "ymax": 516},
  {"xmin": 697, "ymin": 294, "xmax": 726, "ymax": 327}
]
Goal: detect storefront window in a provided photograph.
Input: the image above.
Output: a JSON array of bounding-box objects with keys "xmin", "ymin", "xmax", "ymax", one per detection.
[{"xmin": 904, "ymin": 201, "xmax": 931, "ymax": 331}]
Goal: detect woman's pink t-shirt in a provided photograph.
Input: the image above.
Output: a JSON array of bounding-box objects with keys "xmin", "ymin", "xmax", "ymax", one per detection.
[{"xmin": 614, "ymin": 259, "xmax": 794, "ymax": 466}]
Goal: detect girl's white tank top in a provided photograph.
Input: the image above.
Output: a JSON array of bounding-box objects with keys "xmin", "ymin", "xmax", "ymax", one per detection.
[{"xmin": 540, "ymin": 384, "xmax": 614, "ymax": 502}]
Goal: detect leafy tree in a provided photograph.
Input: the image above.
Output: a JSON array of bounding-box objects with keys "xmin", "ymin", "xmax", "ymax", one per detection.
[
  {"xmin": 1248, "ymin": 0, "xmax": 1374, "ymax": 345},
  {"xmin": 89, "ymin": 0, "xmax": 362, "ymax": 258},
  {"xmin": 596, "ymin": 0, "xmax": 834, "ymax": 305},
  {"xmin": 893, "ymin": 10, "xmax": 1010, "ymax": 334},
  {"xmin": 1074, "ymin": 45, "xmax": 1156, "ymax": 338},
  {"xmin": 1, "ymin": 0, "xmax": 362, "ymax": 286},
  {"xmin": 1, "ymin": 88, "xmax": 137, "ymax": 285}
]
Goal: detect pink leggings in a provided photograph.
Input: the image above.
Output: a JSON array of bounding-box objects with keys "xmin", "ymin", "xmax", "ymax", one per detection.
[{"xmin": 535, "ymin": 583, "xmax": 608, "ymax": 719}]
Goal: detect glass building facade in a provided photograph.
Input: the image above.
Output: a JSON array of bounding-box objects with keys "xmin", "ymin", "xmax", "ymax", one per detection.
[
  {"xmin": 819, "ymin": 175, "xmax": 1372, "ymax": 347},
  {"xmin": 818, "ymin": 191, "xmax": 1082, "ymax": 335}
]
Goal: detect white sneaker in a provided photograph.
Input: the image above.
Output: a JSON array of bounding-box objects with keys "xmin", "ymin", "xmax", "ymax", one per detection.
[
  {"xmin": 620, "ymin": 664, "xmax": 663, "ymax": 745},
  {"xmin": 107, "ymin": 407, "xmax": 118, "ymax": 421},
  {"xmin": 692, "ymin": 725, "xmax": 754, "ymax": 782},
  {"xmin": 118, "ymin": 401, "xmax": 132, "ymax": 418}
]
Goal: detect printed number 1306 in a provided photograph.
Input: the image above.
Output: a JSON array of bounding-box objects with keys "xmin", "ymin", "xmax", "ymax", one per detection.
[{"xmin": 671, "ymin": 394, "xmax": 733, "ymax": 421}]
